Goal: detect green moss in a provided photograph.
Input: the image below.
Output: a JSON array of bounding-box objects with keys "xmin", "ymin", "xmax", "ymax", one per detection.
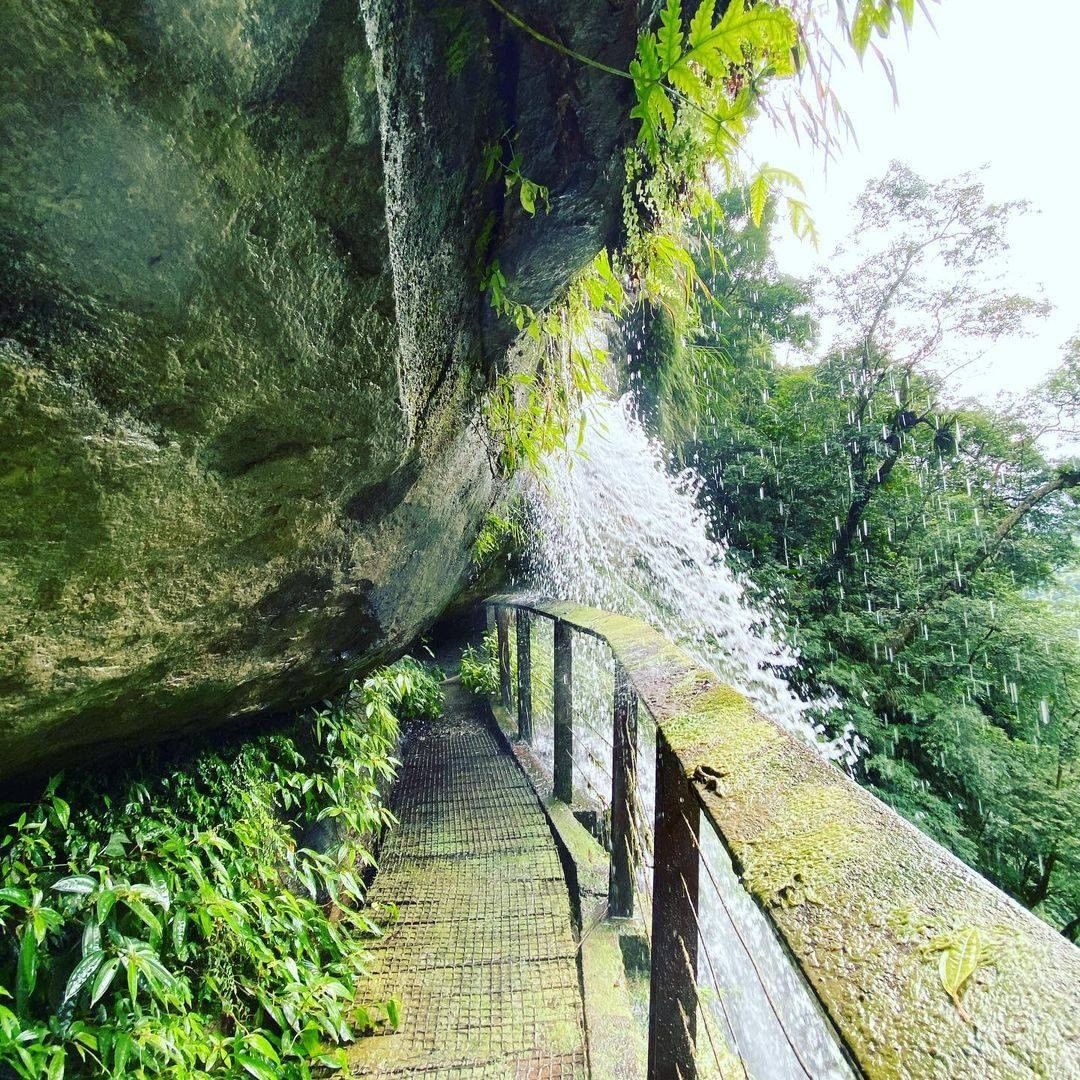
[
  {"xmin": 662, "ymin": 679, "xmax": 760, "ymax": 751},
  {"xmin": 736, "ymin": 783, "xmax": 859, "ymax": 907}
]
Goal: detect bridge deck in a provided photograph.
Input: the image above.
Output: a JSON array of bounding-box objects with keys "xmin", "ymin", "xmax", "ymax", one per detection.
[{"xmin": 348, "ymin": 679, "xmax": 588, "ymax": 1078}]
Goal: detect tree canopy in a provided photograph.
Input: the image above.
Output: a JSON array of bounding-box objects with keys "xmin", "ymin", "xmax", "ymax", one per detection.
[{"xmin": 650, "ymin": 168, "xmax": 1080, "ymax": 937}]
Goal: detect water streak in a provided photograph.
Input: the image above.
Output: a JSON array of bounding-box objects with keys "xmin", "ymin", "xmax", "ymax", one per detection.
[{"xmin": 523, "ymin": 395, "xmax": 855, "ymax": 760}]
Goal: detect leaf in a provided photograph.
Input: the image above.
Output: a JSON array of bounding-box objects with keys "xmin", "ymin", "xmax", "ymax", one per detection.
[
  {"xmin": 119, "ymin": 894, "xmax": 162, "ymax": 938},
  {"xmin": 748, "ymin": 170, "xmax": 769, "ymax": 226},
  {"xmin": 128, "ymin": 881, "xmax": 170, "ymax": 912},
  {"xmin": 171, "ymin": 908, "xmax": 188, "ymax": 956},
  {"xmin": 385, "ymin": 997, "xmax": 401, "ymax": 1029},
  {"xmin": 16, "ymin": 927, "xmax": 37, "ymax": 1013},
  {"xmin": 51, "ymin": 796, "xmax": 70, "ymax": 832},
  {"xmin": 237, "ymin": 1052, "xmax": 279, "ymax": 1080},
  {"xmin": 851, "ymin": 0, "xmax": 893, "ymax": 57},
  {"xmin": 82, "ymin": 920, "xmax": 101, "ymax": 957},
  {"xmin": 519, "ymin": 179, "xmax": 536, "ymax": 215},
  {"xmin": 52, "ymin": 875, "xmax": 96, "ymax": 896},
  {"xmin": 688, "ymin": 0, "xmax": 717, "ymax": 49},
  {"xmin": 657, "ymin": 0, "xmax": 684, "ymax": 70},
  {"xmin": 62, "ymin": 950, "xmax": 105, "ymax": 1010},
  {"xmin": 90, "ymin": 957, "xmax": 119, "ymax": 1007},
  {"xmin": 939, "ymin": 927, "xmax": 982, "ymax": 1009},
  {"xmin": 101, "ymin": 831, "xmax": 128, "ymax": 858},
  {"xmin": 244, "ymin": 1033, "xmax": 281, "ymax": 1064},
  {"xmin": 96, "ymin": 888, "xmax": 116, "ymax": 924}
]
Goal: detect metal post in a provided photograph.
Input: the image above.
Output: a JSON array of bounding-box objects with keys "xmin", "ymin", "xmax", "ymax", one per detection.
[
  {"xmin": 515, "ymin": 610, "xmax": 533, "ymax": 743},
  {"xmin": 495, "ymin": 606, "xmax": 512, "ymax": 709},
  {"xmin": 553, "ymin": 619, "xmax": 573, "ymax": 804},
  {"xmin": 609, "ymin": 661, "xmax": 638, "ymax": 918},
  {"xmin": 648, "ymin": 733, "xmax": 700, "ymax": 1080}
]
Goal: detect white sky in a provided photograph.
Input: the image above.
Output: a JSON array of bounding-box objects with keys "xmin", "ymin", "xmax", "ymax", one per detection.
[{"xmin": 746, "ymin": 0, "xmax": 1080, "ymax": 403}]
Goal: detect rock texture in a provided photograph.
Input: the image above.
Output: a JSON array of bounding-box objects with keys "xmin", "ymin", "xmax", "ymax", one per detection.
[{"xmin": 0, "ymin": 0, "xmax": 642, "ymax": 782}]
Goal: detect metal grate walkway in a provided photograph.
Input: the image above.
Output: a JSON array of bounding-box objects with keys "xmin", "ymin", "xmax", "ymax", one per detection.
[{"xmin": 348, "ymin": 679, "xmax": 588, "ymax": 1078}]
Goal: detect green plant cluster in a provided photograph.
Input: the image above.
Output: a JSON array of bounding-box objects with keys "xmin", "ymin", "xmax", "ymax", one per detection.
[
  {"xmin": 472, "ymin": 501, "xmax": 528, "ymax": 573},
  {"xmin": 478, "ymin": 0, "xmax": 919, "ymax": 477},
  {"xmin": 0, "ymin": 659, "xmax": 444, "ymax": 1078},
  {"xmin": 459, "ymin": 632, "xmax": 501, "ymax": 697}
]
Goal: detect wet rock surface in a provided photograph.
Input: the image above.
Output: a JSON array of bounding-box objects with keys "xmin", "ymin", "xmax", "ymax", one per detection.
[{"xmin": 0, "ymin": 0, "xmax": 643, "ymax": 780}]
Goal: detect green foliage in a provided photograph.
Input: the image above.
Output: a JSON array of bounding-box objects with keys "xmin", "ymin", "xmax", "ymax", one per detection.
[
  {"xmin": 472, "ymin": 501, "xmax": 528, "ymax": 571},
  {"xmin": 477, "ymin": 0, "xmax": 923, "ymax": 479},
  {"xmin": 629, "ymin": 0, "xmax": 797, "ymax": 165},
  {"xmin": 660, "ymin": 171, "xmax": 1080, "ymax": 937},
  {"xmin": 481, "ymin": 133, "xmax": 550, "ymax": 217},
  {"xmin": 460, "ymin": 632, "xmax": 501, "ymax": 697},
  {"xmin": 850, "ymin": 0, "xmax": 915, "ymax": 58},
  {"xmin": 0, "ymin": 657, "xmax": 442, "ymax": 1078},
  {"xmin": 481, "ymin": 251, "xmax": 622, "ymax": 476}
]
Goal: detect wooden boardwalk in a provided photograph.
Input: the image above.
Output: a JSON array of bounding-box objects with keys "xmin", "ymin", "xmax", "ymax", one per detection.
[{"xmin": 348, "ymin": 679, "xmax": 587, "ymax": 1078}]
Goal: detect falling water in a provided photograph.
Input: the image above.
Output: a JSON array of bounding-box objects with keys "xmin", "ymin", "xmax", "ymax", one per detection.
[
  {"xmin": 524, "ymin": 395, "xmax": 856, "ymax": 760},
  {"xmin": 518, "ymin": 395, "xmax": 861, "ymax": 1078}
]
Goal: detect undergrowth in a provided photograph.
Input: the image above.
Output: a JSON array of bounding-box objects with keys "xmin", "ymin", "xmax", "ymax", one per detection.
[
  {"xmin": 0, "ymin": 658, "xmax": 443, "ymax": 1079},
  {"xmin": 459, "ymin": 632, "xmax": 500, "ymax": 697}
]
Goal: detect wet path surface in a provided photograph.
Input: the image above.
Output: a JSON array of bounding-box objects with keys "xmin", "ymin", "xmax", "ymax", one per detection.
[{"xmin": 348, "ymin": 681, "xmax": 587, "ymax": 1078}]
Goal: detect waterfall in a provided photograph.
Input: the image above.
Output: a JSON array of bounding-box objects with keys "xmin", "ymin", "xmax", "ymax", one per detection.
[
  {"xmin": 520, "ymin": 395, "xmax": 859, "ymax": 1078},
  {"xmin": 524, "ymin": 394, "xmax": 857, "ymax": 762}
]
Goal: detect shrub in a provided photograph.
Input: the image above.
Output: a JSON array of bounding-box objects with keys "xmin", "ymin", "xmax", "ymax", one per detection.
[
  {"xmin": 0, "ymin": 657, "xmax": 442, "ymax": 1078},
  {"xmin": 459, "ymin": 631, "xmax": 500, "ymax": 697}
]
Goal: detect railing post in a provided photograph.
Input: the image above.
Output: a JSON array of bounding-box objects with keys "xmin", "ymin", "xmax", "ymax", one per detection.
[
  {"xmin": 609, "ymin": 661, "xmax": 638, "ymax": 918},
  {"xmin": 648, "ymin": 733, "xmax": 699, "ymax": 1080},
  {"xmin": 553, "ymin": 619, "xmax": 573, "ymax": 804},
  {"xmin": 495, "ymin": 606, "xmax": 512, "ymax": 709},
  {"xmin": 515, "ymin": 610, "xmax": 533, "ymax": 743}
]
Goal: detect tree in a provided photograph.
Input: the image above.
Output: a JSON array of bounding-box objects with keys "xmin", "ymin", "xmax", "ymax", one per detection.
[{"xmin": 655, "ymin": 168, "xmax": 1080, "ymax": 935}]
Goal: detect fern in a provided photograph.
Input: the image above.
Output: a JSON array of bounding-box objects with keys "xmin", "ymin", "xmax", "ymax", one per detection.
[{"xmin": 630, "ymin": 0, "xmax": 798, "ymax": 166}]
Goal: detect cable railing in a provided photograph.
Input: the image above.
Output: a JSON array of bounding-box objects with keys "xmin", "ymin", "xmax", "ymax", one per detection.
[{"xmin": 483, "ymin": 593, "xmax": 1080, "ymax": 1080}]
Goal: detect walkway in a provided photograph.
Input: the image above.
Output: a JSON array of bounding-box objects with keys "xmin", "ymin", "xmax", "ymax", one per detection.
[{"xmin": 348, "ymin": 679, "xmax": 588, "ymax": 1078}]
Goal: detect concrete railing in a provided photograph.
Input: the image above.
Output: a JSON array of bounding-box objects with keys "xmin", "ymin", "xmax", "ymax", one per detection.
[{"xmin": 485, "ymin": 593, "xmax": 1080, "ymax": 1080}]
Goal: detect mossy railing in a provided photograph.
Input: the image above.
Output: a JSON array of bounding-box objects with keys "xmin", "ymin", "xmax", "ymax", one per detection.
[{"xmin": 484, "ymin": 593, "xmax": 1080, "ymax": 1080}]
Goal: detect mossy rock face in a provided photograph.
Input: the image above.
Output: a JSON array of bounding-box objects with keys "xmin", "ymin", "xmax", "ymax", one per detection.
[{"xmin": 0, "ymin": 0, "xmax": 639, "ymax": 781}]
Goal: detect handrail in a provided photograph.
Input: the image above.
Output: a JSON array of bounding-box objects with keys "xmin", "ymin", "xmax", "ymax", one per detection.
[{"xmin": 484, "ymin": 593, "xmax": 1080, "ymax": 1080}]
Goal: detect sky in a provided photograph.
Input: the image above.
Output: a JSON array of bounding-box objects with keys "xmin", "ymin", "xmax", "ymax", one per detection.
[{"xmin": 746, "ymin": 0, "xmax": 1080, "ymax": 404}]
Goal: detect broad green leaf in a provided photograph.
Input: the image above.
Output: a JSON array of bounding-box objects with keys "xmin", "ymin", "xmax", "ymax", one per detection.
[
  {"xmin": 90, "ymin": 957, "xmax": 120, "ymax": 1007},
  {"xmin": 128, "ymin": 881, "xmax": 170, "ymax": 912},
  {"xmin": 749, "ymin": 171, "xmax": 769, "ymax": 226},
  {"xmin": 16, "ymin": 928, "xmax": 37, "ymax": 1013},
  {"xmin": 52, "ymin": 875, "xmax": 96, "ymax": 896},
  {"xmin": 125, "ymin": 953, "xmax": 139, "ymax": 1007},
  {"xmin": 688, "ymin": 0, "xmax": 717, "ymax": 48},
  {"xmin": 244, "ymin": 1033, "xmax": 280, "ymax": 1064},
  {"xmin": 62, "ymin": 949, "xmax": 105, "ymax": 1010},
  {"xmin": 519, "ymin": 179, "xmax": 536, "ymax": 215},
  {"xmin": 51, "ymin": 796, "xmax": 70, "ymax": 831},
  {"xmin": 120, "ymin": 894, "xmax": 161, "ymax": 938},
  {"xmin": 237, "ymin": 1052, "xmax": 278, "ymax": 1080},
  {"xmin": 101, "ymin": 831, "xmax": 128, "ymax": 858},
  {"xmin": 939, "ymin": 927, "xmax": 982, "ymax": 1006},
  {"xmin": 385, "ymin": 997, "xmax": 401, "ymax": 1028},
  {"xmin": 171, "ymin": 907, "xmax": 188, "ymax": 956},
  {"xmin": 82, "ymin": 920, "xmax": 101, "ymax": 957},
  {"xmin": 657, "ymin": 0, "xmax": 684, "ymax": 70}
]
